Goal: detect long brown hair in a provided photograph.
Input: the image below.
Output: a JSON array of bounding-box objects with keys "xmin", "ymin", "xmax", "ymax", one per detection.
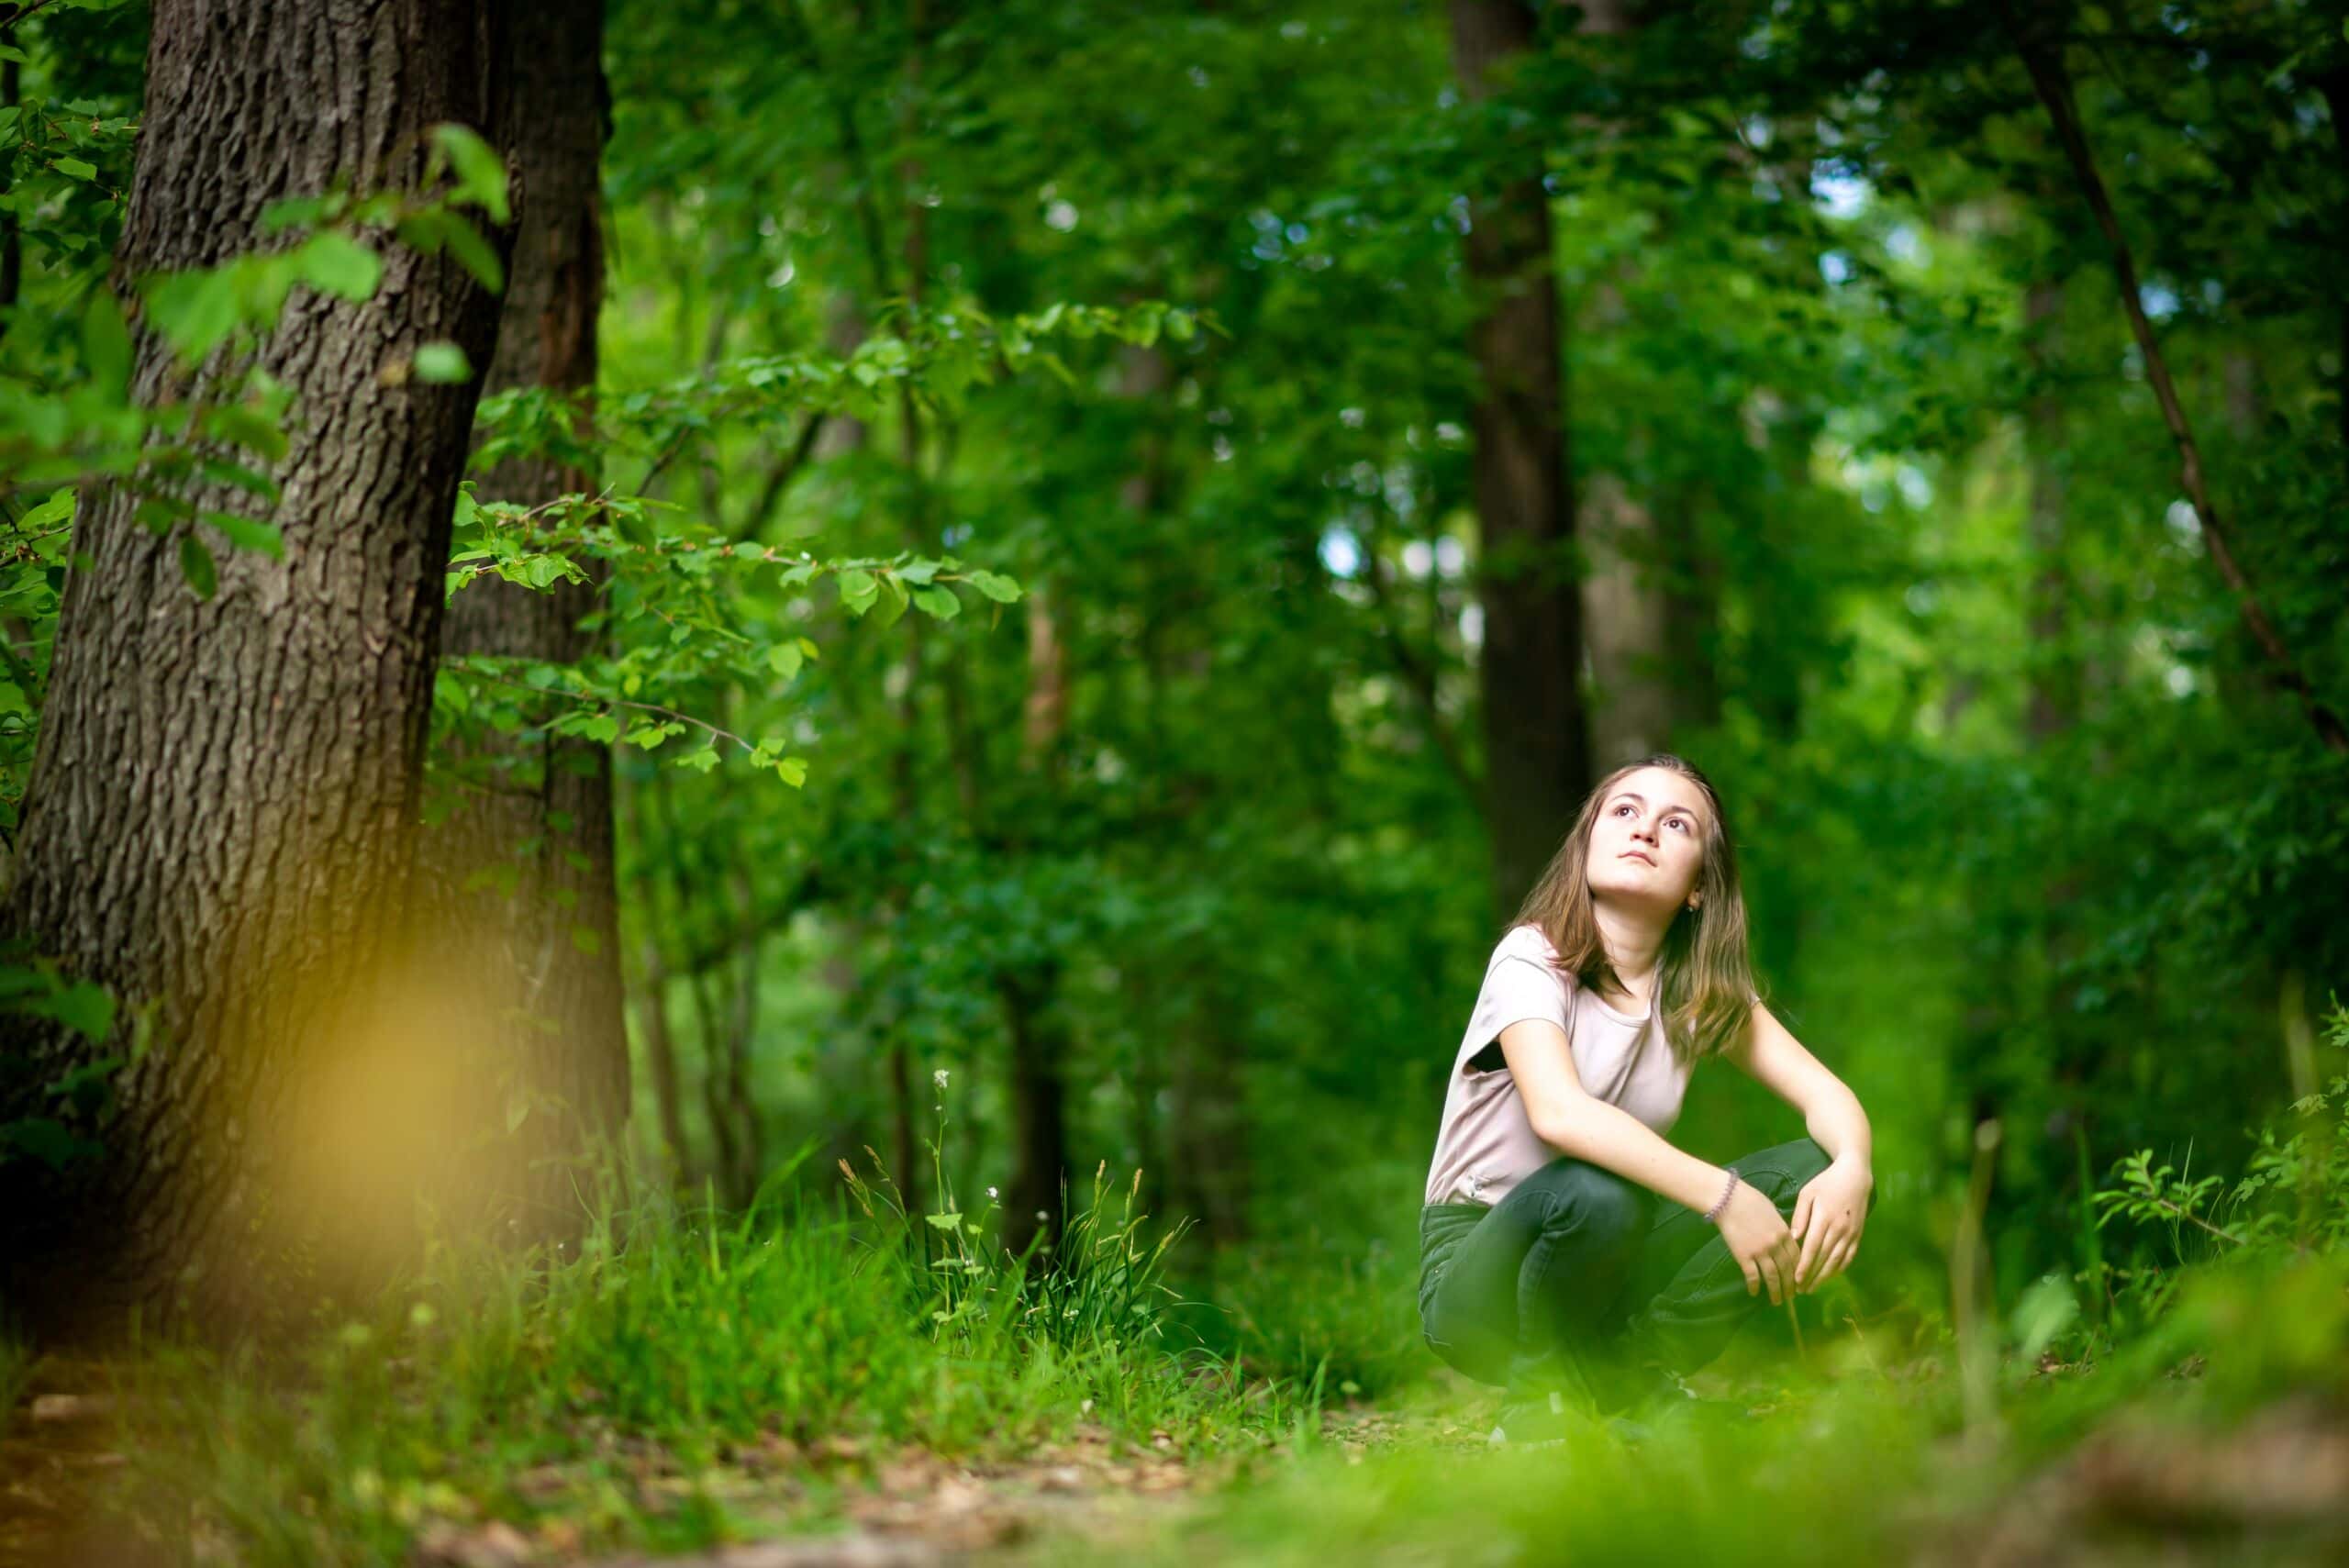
[{"xmin": 1508, "ymin": 752, "xmax": 1759, "ymax": 1067}]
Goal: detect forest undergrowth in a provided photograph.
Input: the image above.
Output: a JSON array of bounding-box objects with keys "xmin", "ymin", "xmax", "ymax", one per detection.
[{"xmin": 6, "ymin": 1015, "xmax": 2349, "ymax": 1568}]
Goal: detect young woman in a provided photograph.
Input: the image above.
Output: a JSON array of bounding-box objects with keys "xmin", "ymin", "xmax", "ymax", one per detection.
[{"xmin": 1419, "ymin": 753, "xmax": 1877, "ymax": 1445}]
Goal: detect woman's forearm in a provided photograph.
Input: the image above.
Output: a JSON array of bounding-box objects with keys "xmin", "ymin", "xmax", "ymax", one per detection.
[
  {"xmin": 1533, "ymin": 1095, "xmax": 1738, "ymax": 1215},
  {"xmin": 1804, "ymin": 1087, "xmax": 1873, "ymax": 1172}
]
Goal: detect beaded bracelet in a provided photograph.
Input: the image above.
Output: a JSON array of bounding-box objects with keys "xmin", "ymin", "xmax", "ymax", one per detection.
[{"xmin": 1701, "ymin": 1167, "xmax": 1739, "ymax": 1224}]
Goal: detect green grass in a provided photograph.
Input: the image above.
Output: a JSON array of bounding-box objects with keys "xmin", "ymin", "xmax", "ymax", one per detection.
[
  {"xmin": 72, "ymin": 1162, "xmax": 1308, "ymax": 1565},
  {"xmin": 1046, "ymin": 1247, "xmax": 2349, "ymax": 1568},
  {"xmin": 25, "ymin": 1047, "xmax": 2349, "ymax": 1566}
]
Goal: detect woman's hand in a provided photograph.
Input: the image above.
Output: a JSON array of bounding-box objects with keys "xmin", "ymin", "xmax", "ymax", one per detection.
[
  {"xmin": 1714, "ymin": 1179, "xmax": 1800, "ymax": 1305},
  {"xmin": 1789, "ymin": 1156, "xmax": 1872, "ymax": 1293}
]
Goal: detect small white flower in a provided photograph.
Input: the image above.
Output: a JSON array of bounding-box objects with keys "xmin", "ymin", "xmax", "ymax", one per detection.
[
  {"xmin": 1036, "ymin": 1210, "xmax": 1049, "ymax": 1222},
  {"xmin": 933, "ymin": 1069, "xmax": 950, "ymax": 1090},
  {"xmin": 986, "ymin": 1186, "xmax": 999, "ymax": 1200}
]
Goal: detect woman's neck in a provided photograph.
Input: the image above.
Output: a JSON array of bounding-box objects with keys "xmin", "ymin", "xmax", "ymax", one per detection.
[{"xmin": 1591, "ymin": 899, "xmax": 1666, "ymax": 1006}]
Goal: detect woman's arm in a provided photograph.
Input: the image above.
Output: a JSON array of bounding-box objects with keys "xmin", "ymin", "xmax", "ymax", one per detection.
[
  {"xmin": 1725, "ymin": 1001, "xmax": 1874, "ymax": 1171},
  {"xmin": 1496, "ymin": 1017, "xmax": 1736, "ymax": 1213},
  {"xmin": 1728, "ymin": 1000, "xmax": 1875, "ymax": 1293}
]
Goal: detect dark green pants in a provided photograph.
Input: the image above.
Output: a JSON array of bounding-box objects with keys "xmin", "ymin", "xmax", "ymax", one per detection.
[{"xmin": 1419, "ymin": 1137, "xmax": 1871, "ymax": 1411}]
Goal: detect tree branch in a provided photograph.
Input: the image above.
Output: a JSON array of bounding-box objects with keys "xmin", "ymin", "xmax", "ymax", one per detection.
[{"xmin": 2004, "ymin": 8, "xmax": 2348, "ymax": 753}]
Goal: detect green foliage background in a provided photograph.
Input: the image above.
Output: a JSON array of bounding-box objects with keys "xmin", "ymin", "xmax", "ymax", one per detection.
[{"xmin": 3, "ymin": 0, "xmax": 2349, "ymax": 1556}]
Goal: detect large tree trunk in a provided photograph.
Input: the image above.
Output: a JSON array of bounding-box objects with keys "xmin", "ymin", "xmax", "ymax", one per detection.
[
  {"xmin": 1582, "ymin": 471, "xmax": 1672, "ymax": 765},
  {"xmin": 423, "ymin": 0, "xmax": 627, "ymax": 1240},
  {"xmin": 1452, "ymin": 0, "xmax": 1595, "ymax": 926},
  {"xmin": 0, "ymin": 0, "xmax": 511, "ymax": 1339}
]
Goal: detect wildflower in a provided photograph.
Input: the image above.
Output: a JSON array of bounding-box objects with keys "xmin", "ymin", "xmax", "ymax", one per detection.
[
  {"xmin": 933, "ymin": 1069, "xmax": 950, "ymax": 1090},
  {"xmin": 986, "ymin": 1186, "xmax": 999, "ymax": 1199},
  {"xmin": 1037, "ymin": 1210, "xmax": 1049, "ymax": 1222}
]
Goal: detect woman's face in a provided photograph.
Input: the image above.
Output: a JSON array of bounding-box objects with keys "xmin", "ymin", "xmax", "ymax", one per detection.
[{"xmin": 1584, "ymin": 765, "xmax": 1709, "ymax": 914}]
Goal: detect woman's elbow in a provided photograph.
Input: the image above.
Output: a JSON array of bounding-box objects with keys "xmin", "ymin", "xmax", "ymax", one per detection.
[{"xmin": 1528, "ymin": 1101, "xmax": 1591, "ymax": 1156}]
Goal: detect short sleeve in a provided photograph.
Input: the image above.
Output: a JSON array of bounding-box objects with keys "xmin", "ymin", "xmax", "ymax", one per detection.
[{"xmin": 1466, "ymin": 945, "xmax": 1570, "ymax": 1070}]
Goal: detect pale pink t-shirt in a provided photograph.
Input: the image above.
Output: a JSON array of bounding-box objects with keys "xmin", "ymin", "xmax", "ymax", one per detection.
[{"xmin": 1423, "ymin": 923, "xmax": 1697, "ymax": 1207}]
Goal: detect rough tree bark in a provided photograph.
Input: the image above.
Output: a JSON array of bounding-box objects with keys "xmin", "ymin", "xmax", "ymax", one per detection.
[
  {"xmin": 0, "ymin": 0, "xmax": 512, "ymax": 1339},
  {"xmin": 1569, "ymin": 0, "xmax": 1666, "ymax": 767},
  {"xmin": 422, "ymin": 0, "xmax": 628, "ymax": 1238},
  {"xmin": 1451, "ymin": 0, "xmax": 1596, "ymax": 927}
]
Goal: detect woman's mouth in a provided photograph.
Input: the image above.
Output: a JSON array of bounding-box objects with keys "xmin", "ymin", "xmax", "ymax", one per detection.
[{"xmin": 1620, "ymin": 850, "xmax": 1655, "ymax": 866}]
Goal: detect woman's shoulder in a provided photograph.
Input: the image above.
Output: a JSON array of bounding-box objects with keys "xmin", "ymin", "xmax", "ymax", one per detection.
[
  {"xmin": 1490, "ymin": 922, "xmax": 1569, "ymax": 975},
  {"xmin": 1496, "ymin": 921, "xmax": 1556, "ymax": 955}
]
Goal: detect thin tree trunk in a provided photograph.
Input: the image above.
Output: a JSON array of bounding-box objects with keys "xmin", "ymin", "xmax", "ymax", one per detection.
[
  {"xmin": 2321, "ymin": 72, "xmax": 2349, "ymax": 473},
  {"xmin": 1000, "ymin": 959, "xmax": 1072, "ymax": 1257},
  {"xmin": 2009, "ymin": 16, "xmax": 2347, "ymax": 753},
  {"xmin": 1451, "ymin": 0, "xmax": 1596, "ymax": 925},
  {"xmin": 0, "ymin": 34, "xmax": 19, "ymax": 341},
  {"xmin": 424, "ymin": 0, "xmax": 625, "ymax": 1240},
  {"xmin": 999, "ymin": 581, "xmax": 1072, "ymax": 1258},
  {"xmin": 0, "ymin": 0, "xmax": 512, "ymax": 1339},
  {"xmin": 1655, "ymin": 486, "xmax": 1720, "ymax": 735},
  {"xmin": 617, "ymin": 768, "xmax": 691, "ymax": 1171},
  {"xmin": 726, "ymin": 875, "xmax": 764, "ymax": 1202},
  {"xmin": 2022, "ymin": 277, "xmax": 2077, "ymax": 746}
]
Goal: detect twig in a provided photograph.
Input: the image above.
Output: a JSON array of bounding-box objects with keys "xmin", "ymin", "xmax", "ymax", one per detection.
[
  {"xmin": 459, "ymin": 666, "xmax": 754, "ymax": 753},
  {"xmin": 2130, "ymin": 1193, "xmax": 2247, "ymax": 1249}
]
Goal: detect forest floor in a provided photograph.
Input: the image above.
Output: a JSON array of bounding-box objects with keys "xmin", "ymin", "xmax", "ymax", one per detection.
[{"xmin": 11, "ymin": 1348, "xmax": 2349, "ymax": 1567}]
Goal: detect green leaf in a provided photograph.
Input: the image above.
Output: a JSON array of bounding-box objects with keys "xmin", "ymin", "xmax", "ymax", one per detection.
[
  {"xmin": 836, "ymin": 569, "xmax": 880, "ymax": 617},
  {"xmin": 775, "ymin": 756, "xmax": 808, "ymax": 787},
  {"xmin": 413, "ymin": 341, "xmax": 473, "ymax": 384},
  {"xmin": 968, "ymin": 569, "xmax": 1023, "ymax": 603},
  {"xmin": 202, "ymin": 512, "xmax": 284, "ymax": 560},
  {"xmin": 295, "ymin": 231, "xmax": 383, "ymax": 302},
  {"xmin": 437, "ymin": 213, "xmax": 505, "ymax": 292},
  {"xmin": 260, "ymin": 195, "xmax": 329, "ymax": 234},
  {"xmin": 54, "ymin": 157, "xmax": 97, "ymax": 182},
  {"xmin": 198, "ymin": 459, "xmax": 279, "ymax": 501},
  {"xmin": 676, "ymin": 745, "xmax": 721, "ymax": 773},
  {"xmin": 36, "ymin": 983, "xmax": 116, "ymax": 1043},
  {"xmin": 569, "ymin": 925, "xmax": 603, "ymax": 956},
  {"xmin": 925, "ymin": 1212, "xmax": 964, "ymax": 1231},
  {"xmin": 82, "ymin": 288, "xmax": 132, "ymax": 398},
  {"xmin": 912, "ymin": 585, "xmax": 961, "ymax": 620},
  {"xmin": 146, "ymin": 268, "xmax": 240, "ymax": 364},
  {"xmin": 178, "ymin": 533, "xmax": 217, "ymax": 600},
  {"xmin": 767, "ymin": 641, "xmax": 804, "ymax": 682},
  {"xmin": 429, "ymin": 123, "xmax": 510, "ymax": 222},
  {"xmin": 0, "ymin": 1118, "xmax": 100, "ymax": 1173},
  {"xmin": 873, "ymin": 573, "xmax": 910, "ymax": 628},
  {"xmin": 205, "ymin": 402, "xmax": 291, "ymax": 463},
  {"xmin": 395, "ymin": 209, "xmax": 504, "ymax": 292},
  {"xmin": 20, "ymin": 490, "xmax": 74, "ymax": 531}
]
